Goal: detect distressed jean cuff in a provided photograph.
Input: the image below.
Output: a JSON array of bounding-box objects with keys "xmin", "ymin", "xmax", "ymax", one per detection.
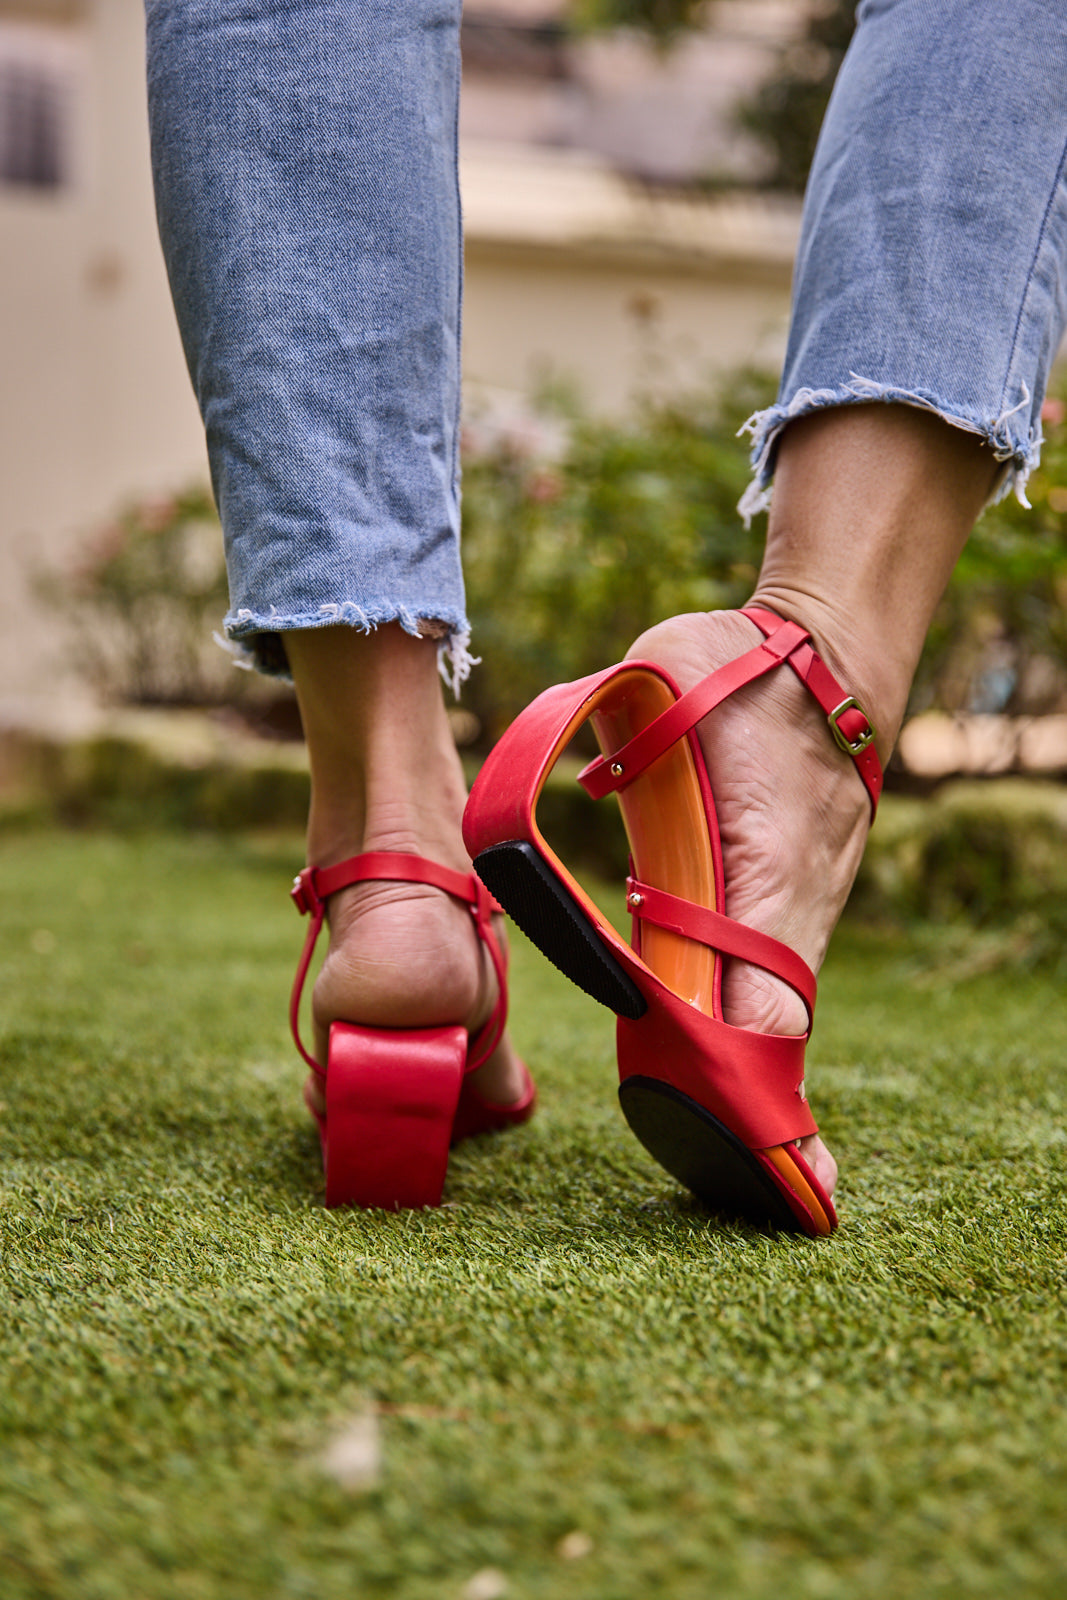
[
  {"xmin": 737, "ymin": 378, "xmax": 1042, "ymax": 527},
  {"xmin": 220, "ymin": 605, "xmax": 477, "ymax": 696}
]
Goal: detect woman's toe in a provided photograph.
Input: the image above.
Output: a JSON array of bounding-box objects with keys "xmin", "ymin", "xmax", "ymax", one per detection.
[{"xmin": 798, "ymin": 1132, "xmax": 837, "ymax": 1196}]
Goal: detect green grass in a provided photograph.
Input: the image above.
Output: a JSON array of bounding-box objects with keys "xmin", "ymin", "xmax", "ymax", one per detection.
[{"xmin": 1, "ymin": 828, "xmax": 1066, "ymax": 1599}]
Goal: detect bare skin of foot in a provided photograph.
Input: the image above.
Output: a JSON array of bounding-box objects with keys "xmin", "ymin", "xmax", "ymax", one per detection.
[
  {"xmin": 286, "ymin": 624, "xmax": 527, "ymax": 1122},
  {"xmin": 628, "ymin": 403, "xmax": 1000, "ymax": 1197}
]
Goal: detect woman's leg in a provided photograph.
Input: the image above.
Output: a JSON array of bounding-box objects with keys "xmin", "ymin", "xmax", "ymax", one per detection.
[
  {"xmin": 286, "ymin": 623, "xmax": 526, "ymax": 1115},
  {"xmin": 145, "ymin": 0, "xmax": 470, "ymax": 678},
  {"xmin": 145, "ymin": 0, "xmax": 524, "ymax": 1106},
  {"xmin": 633, "ymin": 0, "xmax": 1067, "ymax": 1193},
  {"xmin": 744, "ymin": 0, "xmax": 1067, "ymax": 514}
]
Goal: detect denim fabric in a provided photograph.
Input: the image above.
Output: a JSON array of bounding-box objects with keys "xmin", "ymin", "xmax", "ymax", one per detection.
[
  {"xmin": 742, "ymin": 0, "xmax": 1067, "ymax": 518},
  {"xmin": 145, "ymin": 0, "xmax": 469, "ymax": 683}
]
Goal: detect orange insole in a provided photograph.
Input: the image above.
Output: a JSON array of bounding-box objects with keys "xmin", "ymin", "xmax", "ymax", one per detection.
[{"xmin": 590, "ymin": 668, "xmax": 722, "ymax": 1008}]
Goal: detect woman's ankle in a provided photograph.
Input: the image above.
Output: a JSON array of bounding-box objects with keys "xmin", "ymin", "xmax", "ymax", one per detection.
[
  {"xmin": 753, "ymin": 404, "xmax": 1001, "ymax": 754},
  {"xmin": 745, "ymin": 585, "xmax": 913, "ymax": 761},
  {"xmin": 286, "ymin": 622, "xmax": 472, "ymax": 872}
]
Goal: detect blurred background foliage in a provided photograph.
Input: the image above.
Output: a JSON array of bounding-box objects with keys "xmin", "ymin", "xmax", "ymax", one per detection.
[
  {"xmin": 574, "ymin": 0, "xmax": 859, "ymax": 192},
  {"xmin": 911, "ymin": 411, "xmax": 1067, "ymax": 719},
  {"xmin": 736, "ymin": 0, "xmax": 857, "ymax": 193},
  {"xmin": 460, "ymin": 372, "xmax": 769, "ymax": 739},
  {"xmin": 33, "ymin": 372, "xmax": 1067, "ymax": 933},
  {"xmin": 50, "ymin": 374, "xmax": 1067, "ymax": 748},
  {"xmin": 38, "ymin": 484, "xmax": 236, "ymax": 709},
  {"xmin": 463, "ymin": 381, "xmax": 1067, "ymax": 742},
  {"xmin": 570, "ymin": 0, "xmax": 707, "ymax": 42}
]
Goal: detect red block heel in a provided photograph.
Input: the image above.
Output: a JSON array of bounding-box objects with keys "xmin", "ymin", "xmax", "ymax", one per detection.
[
  {"xmin": 290, "ymin": 853, "xmax": 536, "ymax": 1209},
  {"xmin": 463, "ymin": 607, "xmax": 883, "ymax": 1237}
]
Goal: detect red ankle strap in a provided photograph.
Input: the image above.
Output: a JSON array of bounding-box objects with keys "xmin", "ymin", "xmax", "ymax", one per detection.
[
  {"xmin": 742, "ymin": 607, "xmax": 882, "ymax": 815},
  {"xmin": 288, "ymin": 852, "xmax": 508, "ymax": 1075},
  {"xmin": 578, "ymin": 609, "xmax": 883, "ymax": 819},
  {"xmin": 291, "ymin": 851, "xmax": 501, "ymax": 916}
]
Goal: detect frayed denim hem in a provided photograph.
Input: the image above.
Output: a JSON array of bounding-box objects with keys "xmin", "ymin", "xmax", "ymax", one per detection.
[
  {"xmin": 217, "ymin": 604, "xmax": 478, "ymax": 697},
  {"xmin": 737, "ymin": 376, "xmax": 1042, "ymax": 526}
]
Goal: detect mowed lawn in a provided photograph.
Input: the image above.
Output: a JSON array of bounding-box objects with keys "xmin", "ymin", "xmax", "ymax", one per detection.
[{"xmin": 1, "ymin": 828, "xmax": 1065, "ymax": 1600}]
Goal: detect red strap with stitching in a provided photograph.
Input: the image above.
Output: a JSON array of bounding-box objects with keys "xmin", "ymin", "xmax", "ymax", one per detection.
[
  {"xmin": 626, "ymin": 876, "xmax": 817, "ymax": 1029},
  {"xmin": 288, "ymin": 852, "xmax": 507, "ymax": 1076},
  {"xmin": 578, "ymin": 608, "xmax": 883, "ymax": 819}
]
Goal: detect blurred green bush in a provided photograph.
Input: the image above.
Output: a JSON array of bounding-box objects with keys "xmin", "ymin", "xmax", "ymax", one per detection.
[
  {"xmin": 569, "ymin": 0, "xmax": 704, "ymax": 42},
  {"xmin": 737, "ymin": 0, "xmax": 857, "ymax": 194},
  {"xmin": 850, "ymin": 781, "xmax": 1067, "ymax": 972},
  {"xmin": 463, "ymin": 381, "xmax": 1067, "ymax": 740},
  {"xmin": 912, "ymin": 406, "xmax": 1067, "ymax": 717},
  {"xmin": 461, "ymin": 373, "xmax": 770, "ymax": 741},
  {"xmin": 44, "ymin": 373, "xmax": 1067, "ymax": 744},
  {"xmin": 38, "ymin": 485, "xmax": 239, "ymax": 709}
]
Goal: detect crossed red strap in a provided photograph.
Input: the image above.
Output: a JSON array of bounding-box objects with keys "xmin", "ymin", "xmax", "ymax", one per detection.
[{"xmin": 577, "ymin": 606, "xmax": 883, "ymax": 820}]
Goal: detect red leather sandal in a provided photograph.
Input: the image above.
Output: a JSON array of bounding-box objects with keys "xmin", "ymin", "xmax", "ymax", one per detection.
[
  {"xmin": 290, "ymin": 852, "xmax": 536, "ymax": 1209},
  {"xmin": 462, "ymin": 607, "xmax": 882, "ymax": 1237}
]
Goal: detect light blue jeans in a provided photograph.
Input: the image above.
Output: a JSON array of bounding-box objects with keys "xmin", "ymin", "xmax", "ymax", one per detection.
[
  {"xmin": 744, "ymin": 0, "xmax": 1067, "ymax": 518},
  {"xmin": 145, "ymin": 0, "xmax": 469, "ymax": 683},
  {"xmin": 145, "ymin": 0, "xmax": 1067, "ymax": 678}
]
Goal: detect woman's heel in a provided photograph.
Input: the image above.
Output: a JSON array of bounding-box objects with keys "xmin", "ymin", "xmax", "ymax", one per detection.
[
  {"xmin": 322, "ymin": 1022, "xmax": 467, "ymax": 1209},
  {"xmin": 291, "ymin": 852, "xmax": 532, "ymax": 1208}
]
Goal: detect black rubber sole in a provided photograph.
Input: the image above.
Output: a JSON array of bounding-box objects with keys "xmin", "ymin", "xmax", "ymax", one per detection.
[
  {"xmin": 473, "ymin": 841, "xmax": 647, "ymax": 1020},
  {"xmin": 619, "ymin": 1076, "xmax": 802, "ymax": 1230}
]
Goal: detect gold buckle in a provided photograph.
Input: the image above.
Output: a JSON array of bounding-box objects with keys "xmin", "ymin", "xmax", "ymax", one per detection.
[{"xmin": 828, "ymin": 697, "xmax": 876, "ymax": 756}]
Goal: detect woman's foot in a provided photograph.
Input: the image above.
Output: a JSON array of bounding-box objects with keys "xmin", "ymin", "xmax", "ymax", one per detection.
[
  {"xmin": 625, "ymin": 407, "xmax": 1000, "ymax": 1197},
  {"xmin": 302, "ymin": 857, "xmax": 527, "ymax": 1121},
  {"xmin": 285, "ymin": 623, "xmax": 527, "ymax": 1123},
  {"xmin": 625, "ymin": 608, "xmax": 881, "ymax": 1197}
]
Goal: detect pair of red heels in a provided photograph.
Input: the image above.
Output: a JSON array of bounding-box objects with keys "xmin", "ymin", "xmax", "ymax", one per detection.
[{"xmin": 290, "ymin": 608, "xmax": 881, "ymax": 1236}]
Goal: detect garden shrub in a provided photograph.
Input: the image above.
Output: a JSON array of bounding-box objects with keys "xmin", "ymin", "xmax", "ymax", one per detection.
[
  {"xmin": 460, "ymin": 372, "xmax": 771, "ymax": 741},
  {"xmin": 851, "ymin": 780, "xmax": 1067, "ymax": 936},
  {"xmin": 912, "ymin": 403, "xmax": 1067, "ymax": 718},
  {"xmin": 39, "ymin": 485, "xmax": 242, "ymax": 709}
]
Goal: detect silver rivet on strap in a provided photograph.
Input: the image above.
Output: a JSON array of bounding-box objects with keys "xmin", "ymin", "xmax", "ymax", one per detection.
[{"xmin": 610, "ymin": 760, "xmax": 624, "ymax": 777}]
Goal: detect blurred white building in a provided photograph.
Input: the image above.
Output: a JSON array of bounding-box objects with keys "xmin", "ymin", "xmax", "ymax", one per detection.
[{"xmin": 0, "ymin": 0, "xmax": 806, "ymax": 723}]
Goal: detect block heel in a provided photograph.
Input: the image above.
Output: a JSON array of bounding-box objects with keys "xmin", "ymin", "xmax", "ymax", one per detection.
[
  {"xmin": 322, "ymin": 1022, "xmax": 467, "ymax": 1209},
  {"xmin": 290, "ymin": 852, "xmax": 536, "ymax": 1208}
]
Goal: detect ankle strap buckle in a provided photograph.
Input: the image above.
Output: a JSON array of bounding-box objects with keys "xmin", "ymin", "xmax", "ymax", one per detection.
[{"xmin": 828, "ymin": 697, "xmax": 876, "ymax": 756}]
